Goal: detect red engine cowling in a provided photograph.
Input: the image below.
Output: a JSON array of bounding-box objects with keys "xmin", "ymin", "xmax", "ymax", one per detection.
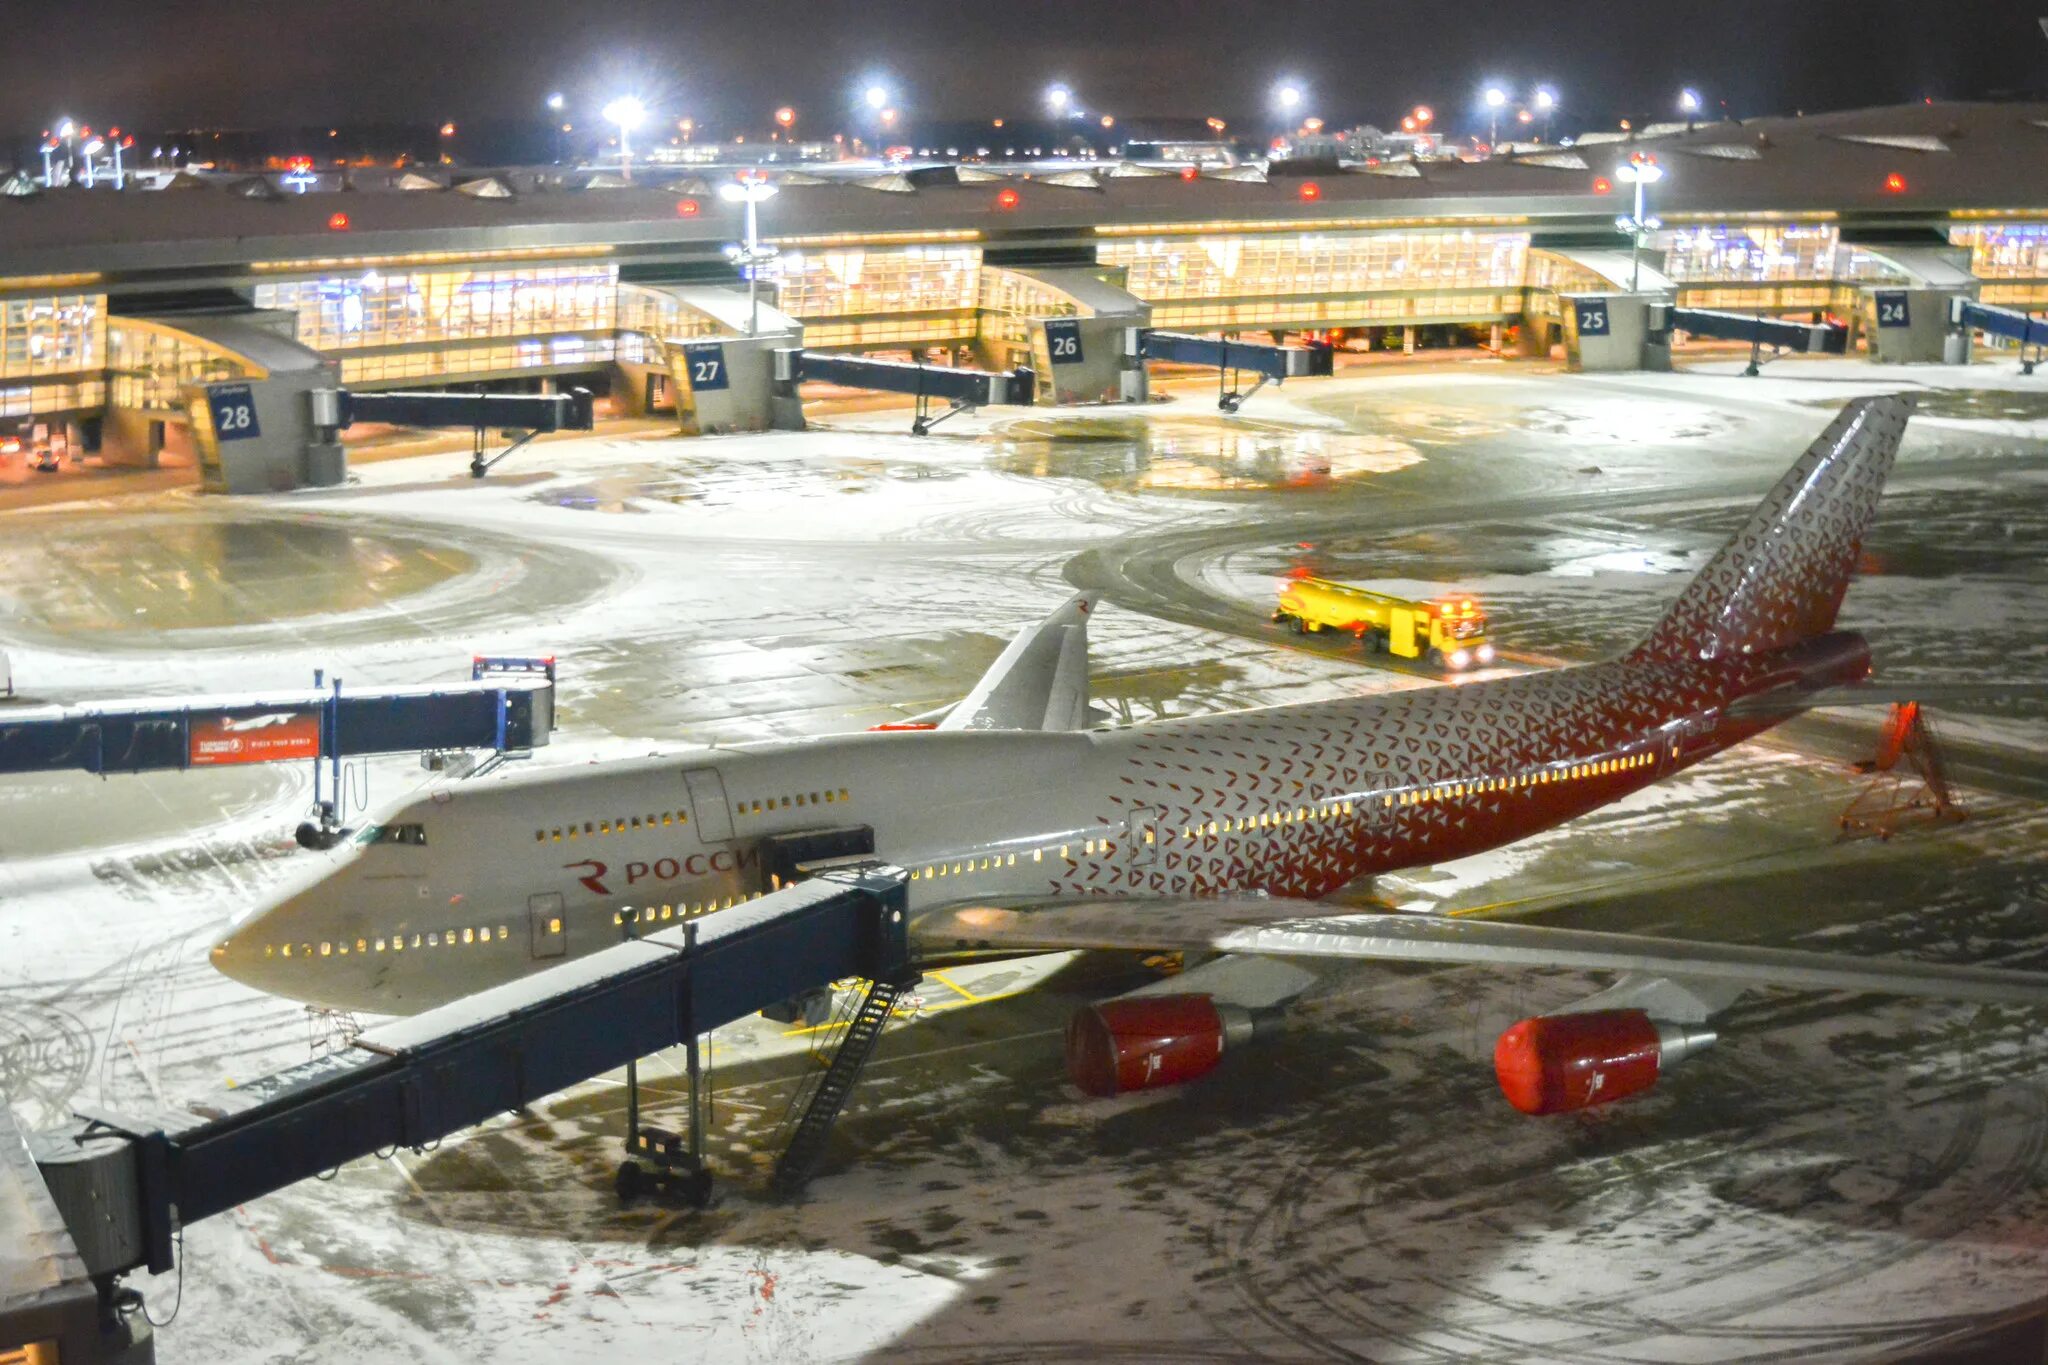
[
  {"xmin": 1494, "ymin": 1009, "xmax": 1714, "ymax": 1115},
  {"xmin": 1066, "ymin": 994, "xmax": 1249, "ymax": 1097}
]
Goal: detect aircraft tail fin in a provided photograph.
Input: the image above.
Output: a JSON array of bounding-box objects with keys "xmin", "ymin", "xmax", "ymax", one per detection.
[
  {"xmin": 1631, "ymin": 395, "xmax": 1913, "ymax": 665},
  {"xmin": 938, "ymin": 593, "xmax": 1094, "ymax": 732}
]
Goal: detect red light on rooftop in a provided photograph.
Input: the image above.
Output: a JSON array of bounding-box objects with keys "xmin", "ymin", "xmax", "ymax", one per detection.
[
  {"xmin": 995, "ymin": 187, "xmax": 1020, "ymax": 210},
  {"xmin": 675, "ymin": 198, "xmax": 700, "ymax": 216},
  {"xmin": 1884, "ymin": 171, "xmax": 1907, "ymax": 194},
  {"xmin": 1298, "ymin": 180, "xmax": 1322, "ymax": 202},
  {"xmin": 327, "ymin": 211, "xmax": 351, "ymax": 231},
  {"xmin": 1179, "ymin": 165, "xmax": 1199, "ymax": 182},
  {"xmin": 1592, "ymin": 175, "xmax": 1612, "ymax": 195}
]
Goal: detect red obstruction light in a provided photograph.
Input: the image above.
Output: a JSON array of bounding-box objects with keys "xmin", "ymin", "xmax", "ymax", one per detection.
[
  {"xmin": 1179, "ymin": 165, "xmax": 1199, "ymax": 182},
  {"xmin": 1884, "ymin": 171, "xmax": 1907, "ymax": 194},
  {"xmin": 995, "ymin": 186, "xmax": 1020, "ymax": 211},
  {"xmin": 1591, "ymin": 175, "xmax": 1613, "ymax": 195},
  {"xmin": 674, "ymin": 197, "xmax": 700, "ymax": 216},
  {"xmin": 1297, "ymin": 180, "xmax": 1322, "ymax": 202},
  {"xmin": 326, "ymin": 211, "xmax": 351, "ymax": 231}
]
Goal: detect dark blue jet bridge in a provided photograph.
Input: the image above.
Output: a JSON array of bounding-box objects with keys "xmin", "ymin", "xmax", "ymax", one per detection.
[
  {"xmin": 1950, "ymin": 298, "xmax": 2048, "ymax": 372},
  {"xmin": 1137, "ymin": 331, "xmax": 1335, "ymax": 410},
  {"xmin": 312, "ymin": 387, "xmax": 595, "ymax": 476},
  {"xmin": 0, "ymin": 665, "xmax": 555, "ymax": 846},
  {"xmin": 22, "ymin": 865, "xmax": 915, "ymax": 1346},
  {"xmin": 776, "ymin": 349, "xmax": 1035, "ymax": 434},
  {"xmin": 1665, "ymin": 307, "xmax": 1849, "ymax": 375}
]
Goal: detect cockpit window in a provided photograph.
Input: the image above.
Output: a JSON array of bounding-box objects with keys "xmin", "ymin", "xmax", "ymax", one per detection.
[{"xmin": 356, "ymin": 823, "xmax": 427, "ymax": 847}]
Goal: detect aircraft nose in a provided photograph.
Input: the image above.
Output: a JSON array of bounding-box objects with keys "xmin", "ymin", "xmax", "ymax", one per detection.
[{"xmin": 211, "ymin": 900, "xmax": 294, "ymax": 996}]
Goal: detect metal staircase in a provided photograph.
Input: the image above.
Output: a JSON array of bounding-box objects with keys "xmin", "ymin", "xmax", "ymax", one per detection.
[{"xmin": 772, "ymin": 974, "xmax": 914, "ymax": 1197}]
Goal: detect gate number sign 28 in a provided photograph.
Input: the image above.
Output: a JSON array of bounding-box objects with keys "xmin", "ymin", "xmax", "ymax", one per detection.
[{"xmin": 207, "ymin": 384, "xmax": 262, "ymax": 441}]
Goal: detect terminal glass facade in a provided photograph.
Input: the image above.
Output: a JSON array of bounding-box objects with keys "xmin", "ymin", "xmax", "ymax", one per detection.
[
  {"xmin": 106, "ymin": 321, "xmax": 259, "ymax": 413},
  {"xmin": 1949, "ymin": 222, "xmax": 2048, "ymax": 307},
  {"xmin": 1655, "ymin": 222, "xmax": 1846, "ymax": 312},
  {"xmin": 254, "ymin": 263, "xmax": 620, "ymax": 385},
  {"xmin": 0, "ymin": 293, "xmax": 107, "ymax": 421},
  {"xmin": 977, "ymin": 268, "xmax": 1082, "ymax": 377},
  {"xmin": 1100, "ymin": 231, "xmax": 1529, "ymax": 329},
  {"xmin": 615, "ymin": 284, "xmax": 726, "ymax": 365},
  {"xmin": 764, "ymin": 245, "xmax": 980, "ymax": 349}
]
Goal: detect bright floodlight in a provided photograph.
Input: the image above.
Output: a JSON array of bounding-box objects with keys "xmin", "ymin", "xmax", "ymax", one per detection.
[
  {"xmin": 718, "ymin": 180, "xmax": 779, "ymax": 203},
  {"xmin": 603, "ymin": 96, "xmax": 646, "ymax": 131},
  {"xmin": 546, "ymin": 92, "xmax": 566, "ymax": 111},
  {"xmin": 1614, "ymin": 157, "xmax": 1665, "ymax": 184},
  {"xmin": 864, "ymin": 84, "xmax": 890, "ymax": 110},
  {"xmin": 1679, "ymin": 88, "xmax": 1702, "ymax": 114},
  {"xmin": 1275, "ymin": 83, "xmax": 1303, "ymax": 111},
  {"xmin": 1045, "ymin": 84, "xmax": 1070, "ymax": 113},
  {"xmin": 82, "ymin": 138, "xmax": 104, "ymax": 155},
  {"xmin": 1534, "ymin": 87, "xmax": 1557, "ymax": 111},
  {"xmin": 1484, "ymin": 86, "xmax": 1508, "ymax": 109}
]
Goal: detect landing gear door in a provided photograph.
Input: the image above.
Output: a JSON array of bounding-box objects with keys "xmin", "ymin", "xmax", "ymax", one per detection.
[
  {"xmin": 682, "ymin": 766, "xmax": 735, "ymax": 843},
  {"xmin": 528, "ymin": 892, "xmax": 566, "ymax": 959}
]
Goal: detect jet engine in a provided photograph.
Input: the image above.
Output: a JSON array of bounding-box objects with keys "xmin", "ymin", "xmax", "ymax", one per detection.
[
  {"xmin": 1064, "ymin": 994, "xmax": 1255, "ymax": 1097},
  {"xmin": 1493, "ymin": 1008, "xmax": 1716, "ymax": 1115}
]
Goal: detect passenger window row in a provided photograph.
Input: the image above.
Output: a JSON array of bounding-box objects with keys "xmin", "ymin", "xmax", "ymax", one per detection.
[
  {"xmin": 264, "ymin": 923, "xmax": 512, "ymax": 960},
  {"xmin": 741, "ymin": 788, "xmax": 851, "ymax": 816},
  {"xmin": 537, "ymin": 810, "xmax": 688, "ymax": 843},
  {"xmin": 611, "ymin": 892, "xmax": 765, "ymax": 925},
  {"xmin": 1388, "ymin": 751, "xmax": 1653, "ymax": 807}
]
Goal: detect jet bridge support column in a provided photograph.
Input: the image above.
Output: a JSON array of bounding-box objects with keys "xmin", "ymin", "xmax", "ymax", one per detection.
[
  {"xmin": 671, "ymin": 330, "xmax": 807, "ymax": 434},
  {"xmin": 1562, "ymin": 294, "xmax": 1672, "ymax": 373}
]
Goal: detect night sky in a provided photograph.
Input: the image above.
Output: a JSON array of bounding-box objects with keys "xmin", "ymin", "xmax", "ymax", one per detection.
[{"xmin": 4, "ymin": 0, "xmax": 2045, "ymax": 139}]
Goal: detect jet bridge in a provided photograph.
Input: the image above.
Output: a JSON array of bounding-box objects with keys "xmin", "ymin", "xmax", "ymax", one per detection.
[
  {"xmin": 1950, "ymin": 298, "xmax": 2048, "ymax": 371},
  {"xmin": 1136, "ymin": 330, "xmax": 1335, "ymax": 410},
  {"xmin": 309, "ymin": 386, "xmax": 595, "ymax": 476},
  {"xmin": 19, "ymin": 865, "xmax": 911, "ymax": 1344},
  {"xmin": 775, "ymin": 349, "xmax": 1036, "ymax": 434},
  {"xmin": 1666, "ymin": 307, "xmax": 1848, "ymax": 373}
]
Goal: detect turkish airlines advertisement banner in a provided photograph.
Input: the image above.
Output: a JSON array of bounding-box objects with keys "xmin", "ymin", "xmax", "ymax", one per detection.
[{"xmin": 189, "ymin": 709, "xmax": 322, "ymax": 766}]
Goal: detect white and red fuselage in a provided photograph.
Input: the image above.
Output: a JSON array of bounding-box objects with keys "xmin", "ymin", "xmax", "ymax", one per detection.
[{"xmin": 213, "ymin": 631, "xmax": 1870, "ymax": 1015}]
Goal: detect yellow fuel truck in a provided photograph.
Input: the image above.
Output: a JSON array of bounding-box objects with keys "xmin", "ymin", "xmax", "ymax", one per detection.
[{"xmin": 1273, "ymin": 577, "xmax": 1495, "ymax": 670}]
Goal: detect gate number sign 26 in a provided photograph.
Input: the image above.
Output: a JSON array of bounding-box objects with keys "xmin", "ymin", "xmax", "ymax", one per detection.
[
  {"xmin": 1045, "ymin": 319, "xmax": 1085, "ymax": 365},
  {"xmin": 683, "ymin": 343, "xmax": 729, "ymax": 391}
]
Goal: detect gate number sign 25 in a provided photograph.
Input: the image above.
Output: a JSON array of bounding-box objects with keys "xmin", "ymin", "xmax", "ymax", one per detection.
[{"xmin": 1574, "ymin": 301, "xmax": 1610, "ymax": 337}]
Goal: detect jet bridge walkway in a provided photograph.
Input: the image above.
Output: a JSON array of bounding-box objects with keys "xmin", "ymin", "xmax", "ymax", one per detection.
[
  {"xmin": 1666, "ymin": 307, "xmax": 1848, "ymax": 373},
  {"xmin": 22, "ymin": 865, "xmax": 911, "ymax": 1329},
  {"xmin": 1950, "ymin": 298, "xmax": 2048, "ymax": 370},
  {"xmin": 1137, "ymin": 331, "xmax": 1334, "ymax": 410},
  {"xmin": 776, "ymin": 349, "xmax": 1036, "ymax": 434},
  {"xmin": 0, "ymin": 673, "xmax": 553, "ymax": 778}
]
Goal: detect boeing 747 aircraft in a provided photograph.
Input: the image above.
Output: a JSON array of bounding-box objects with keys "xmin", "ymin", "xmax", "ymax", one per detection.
[{"xmin": 213, "ymin": 395, "xmax": 2048, "ymax": 1114}]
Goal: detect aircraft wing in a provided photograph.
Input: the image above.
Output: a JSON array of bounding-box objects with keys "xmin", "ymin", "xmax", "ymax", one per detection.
[
  {"xmin": 936, "ymin": 593, "xmax": 1095, "ymax": 732},
  {"xmin": 911, "ymin": 898, "xmax": 2048, "ymax": 1008},
  {"xmin": 1725, "ymin": 680, "xmax": 2048, "ymax": 717}
]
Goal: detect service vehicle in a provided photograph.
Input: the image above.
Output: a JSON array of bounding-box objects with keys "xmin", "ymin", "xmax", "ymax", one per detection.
[{"xmin": 1273, "ymin": 576, "xmax": 1494, "ymax": 669}]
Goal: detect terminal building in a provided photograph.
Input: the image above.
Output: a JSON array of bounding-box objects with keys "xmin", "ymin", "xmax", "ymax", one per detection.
[{"xmin": 2, "ymin": 100, "xmax": 2046, "ymax": 490}]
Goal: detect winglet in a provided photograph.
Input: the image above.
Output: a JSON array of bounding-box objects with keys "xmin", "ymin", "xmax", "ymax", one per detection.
[{"xmin": 938, "ymin": 593, "xmax": 1096, "ymax": 732}]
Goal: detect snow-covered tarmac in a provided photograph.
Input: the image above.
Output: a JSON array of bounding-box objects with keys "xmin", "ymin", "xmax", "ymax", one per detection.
[{"xmin": 2, "ymin": 357, "xmax": 2046, "ymax": 1362}]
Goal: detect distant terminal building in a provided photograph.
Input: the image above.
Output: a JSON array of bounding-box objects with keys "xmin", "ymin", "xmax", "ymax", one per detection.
[{"xmin": 0, "ymin": 101, "xmax": 2044, "ymax": 488}]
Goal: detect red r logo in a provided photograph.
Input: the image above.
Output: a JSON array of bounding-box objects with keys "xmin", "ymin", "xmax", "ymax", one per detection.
[{"xmin": 565, "ymin": 859, "xmax": 611, "ymax": 896}]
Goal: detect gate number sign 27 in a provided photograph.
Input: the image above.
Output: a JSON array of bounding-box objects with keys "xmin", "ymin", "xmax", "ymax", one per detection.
[{"xmin": 682, "ymin": 343, "xmax": 729, "ymax": 391}]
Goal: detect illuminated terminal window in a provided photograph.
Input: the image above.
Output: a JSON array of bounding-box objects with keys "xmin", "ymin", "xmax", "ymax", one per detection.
[
  {"xmin": 106, "ymin": 320, "xmax": 257, "ymax": 413},
  {"xmin": 253, "ymin": 263, "xmax": 620, "ymax": 354},
  {"xmin": 763, "ymin": 244, "xmax": 980, "ymax": 324},
  {"xmin": 1099, "ymin": 231, "xmax": 1530, "ymax": 325},
  {"xmin": 0, "ymin": 293, "xmax": 105, "ymax": 382},
  {"xmin": 1950, "ymin": 222, "xmax": 2048, "ymax": 308}
]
